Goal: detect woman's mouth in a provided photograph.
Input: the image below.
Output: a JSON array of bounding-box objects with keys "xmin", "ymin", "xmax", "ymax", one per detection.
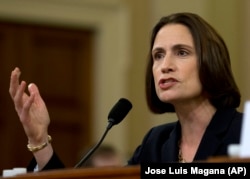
[{"xmin": 158, "ymin": 78, "xmax": 177, "ymax": 89}]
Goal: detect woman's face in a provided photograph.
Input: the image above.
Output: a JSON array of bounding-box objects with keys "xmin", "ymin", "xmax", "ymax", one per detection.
[{"xmin": 152, "ymin": 24, "xmax": 202, "ymax": 106}]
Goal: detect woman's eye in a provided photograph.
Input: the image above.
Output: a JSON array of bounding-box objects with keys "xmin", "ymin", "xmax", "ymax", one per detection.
[
  {"xmin": 177, "ymin": 50, "xmax": 188, "ymax": 56},
  {"xmin": 153, "ymin": 53, "xmax": 164, "ymax": 60}
]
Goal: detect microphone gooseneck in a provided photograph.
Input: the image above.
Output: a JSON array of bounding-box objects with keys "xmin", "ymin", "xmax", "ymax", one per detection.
[{"xmin": 74, "ymin": 98, "xmax": 132, "ymax": 168}]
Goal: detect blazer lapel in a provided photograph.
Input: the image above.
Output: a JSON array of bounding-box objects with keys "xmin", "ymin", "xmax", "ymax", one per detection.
[{"xmin": 161, "ymin": 122, "xmax": 181, "ymax": 162}]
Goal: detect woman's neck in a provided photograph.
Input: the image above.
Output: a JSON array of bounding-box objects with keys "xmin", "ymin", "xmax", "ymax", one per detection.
[{"xmin": 175, "ymin": 99, "xmax": 216, "ymax": 162}]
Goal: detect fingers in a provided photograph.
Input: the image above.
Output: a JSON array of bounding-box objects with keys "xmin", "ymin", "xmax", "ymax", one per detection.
[
  {"xmin": 22, "ymin": 93, "xmax": 35, "ymax": 119},
  {"xmin": 9, "ymin": 67, "xmax": 21, "ymax": 98},
  {"xmin": 9, "ymin": 67, "xmax": 30, "ymax": 113},
  {"xmin": 14, "ymin": 81, "xmax": 27, "ymax": 111},
  {"xmin": 28, "ymin": 83, "xmax": 40, "ymax": 95}
]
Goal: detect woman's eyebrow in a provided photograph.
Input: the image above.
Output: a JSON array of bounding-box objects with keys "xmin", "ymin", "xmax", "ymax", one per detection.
[{"xmin": 172, "ymin": 44, "xmax": 193, "ymax": 50}]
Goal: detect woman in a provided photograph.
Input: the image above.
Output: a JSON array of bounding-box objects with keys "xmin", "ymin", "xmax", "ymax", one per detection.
[
  {"xmin": 128, "ymin": 12, "xmax": 242, "ymax": 164},
  {"xmin": 9, "ymin": 12, "xmax": 242, "ymax": 171}
]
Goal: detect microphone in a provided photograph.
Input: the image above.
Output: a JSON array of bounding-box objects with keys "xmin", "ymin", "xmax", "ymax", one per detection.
[{"xmin": 74, "ymin": 98, "xmax": 132, "ymax": 168}]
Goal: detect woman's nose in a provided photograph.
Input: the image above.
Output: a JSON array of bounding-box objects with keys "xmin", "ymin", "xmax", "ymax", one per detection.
[{"xmin": 161, "ymin": 56, "xmax": 174, "ymax": 73}]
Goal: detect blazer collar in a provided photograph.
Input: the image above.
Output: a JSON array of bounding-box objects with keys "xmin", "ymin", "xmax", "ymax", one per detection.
[{"xmin": 161, "ymin": 122, "xmax": 181, "ymax": 162}]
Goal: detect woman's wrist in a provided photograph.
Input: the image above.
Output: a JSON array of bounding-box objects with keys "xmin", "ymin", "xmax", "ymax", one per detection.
[
  {"xmin": 27, "ymin": 135, "xmax": 52, "ymax": 152},
  {"xmin": 33, "ymin": 143, "xmax": 54, "ymax": 171}
]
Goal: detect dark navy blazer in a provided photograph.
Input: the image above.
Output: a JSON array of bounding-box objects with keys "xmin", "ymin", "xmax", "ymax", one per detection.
[{"xmin": 128, "ymin": 108, "xmax": 243, "ymax": 164}]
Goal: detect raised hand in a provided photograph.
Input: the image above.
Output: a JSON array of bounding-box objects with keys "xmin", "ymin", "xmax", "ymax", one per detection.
[{"xmin": 9, "ymin": 67, "xmax": 53, "ymax": 170}]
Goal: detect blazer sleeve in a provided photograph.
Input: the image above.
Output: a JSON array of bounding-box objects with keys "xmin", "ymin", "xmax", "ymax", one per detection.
[{"xmin": 27, "ymin": 152, "xmax": 65, "ymax": 172}]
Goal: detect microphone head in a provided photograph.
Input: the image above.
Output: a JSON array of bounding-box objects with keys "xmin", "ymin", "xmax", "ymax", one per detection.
[{"xmin": 108, "ymin": 98, "xmax": 132, "ymax": 126}]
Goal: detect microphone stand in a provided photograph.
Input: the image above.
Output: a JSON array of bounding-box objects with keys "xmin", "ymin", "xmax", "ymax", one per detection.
[{"xmin": 74, "ymin": 122, "xmax": 113, "ymax": 168}]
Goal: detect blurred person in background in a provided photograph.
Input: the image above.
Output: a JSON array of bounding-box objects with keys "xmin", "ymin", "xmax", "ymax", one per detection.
[{"xmin": 84, "ymin": 144, "xmax": 124, "ymax": 167}]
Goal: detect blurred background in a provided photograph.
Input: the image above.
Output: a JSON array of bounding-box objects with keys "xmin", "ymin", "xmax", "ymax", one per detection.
[{"xmin": 0, "ymin": 0, "xmax": 249, "ymax": 171}]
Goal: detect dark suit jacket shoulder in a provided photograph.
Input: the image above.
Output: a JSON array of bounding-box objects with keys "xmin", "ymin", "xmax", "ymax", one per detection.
[{"xmin": 127, "ymin": 108, "xmax": 243, "ymax": 164}]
